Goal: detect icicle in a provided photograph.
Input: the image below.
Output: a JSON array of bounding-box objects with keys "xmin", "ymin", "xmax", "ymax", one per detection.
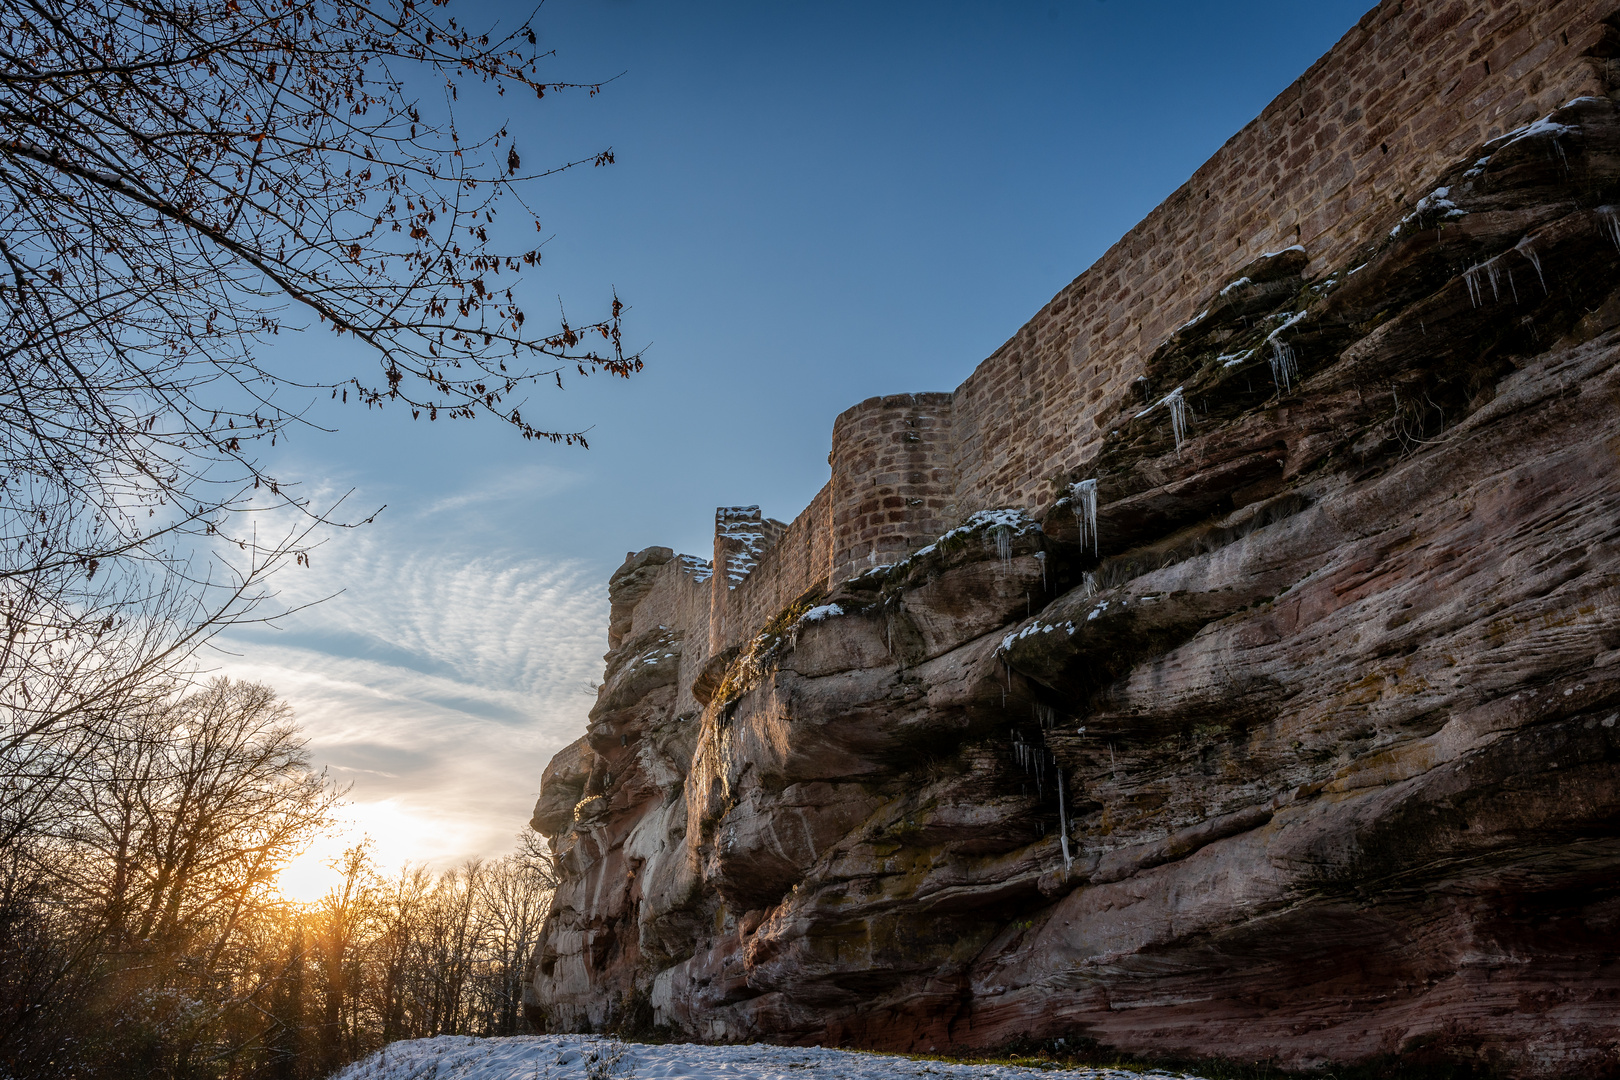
[
  {"xmin": 1464, "ymin": 264, "xmax": 1483, "ymax": 308},
  {"xmin": 1069, "ymin": 479, "xmax": 1098, "ymax": 557},
  {"xmin": 994, "ymin": 526, "xmax": 1012, "ymax": 565},
  {"xmin": 1486, "ymin": 259, "xmax": 1502, "ymax": 302},
  {"xmin": 1057, "ymin": 768, "xmax": 1072, "ymax": 874},
  {"xmin": 1518, "ymin": 239, "xmax": 1548, "ymax": 294},
  {"xmin": 1268, "ymin": 338, "xmax": 1299, "ymax": 395},
  {"xmin": 1164, "ymin": 387, "xmax": 1188, "ymax": 451},
  {"xmin": 1600, "ymin": 206, "xmax": 1620, "ymax": 253}
]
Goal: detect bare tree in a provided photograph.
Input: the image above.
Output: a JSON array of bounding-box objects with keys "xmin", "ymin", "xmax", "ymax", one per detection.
[
  {"xmin": 0, "ymin": 0, "xmax": 640, "ymax": 782},
  {"xmin": 1, "ymin": 0, "xmax": 638, "ymax": 526},
  {"xmin": 0, "ymin": 683, "xmax": 336, "ymax": 1080},
  {"xmin": 469, "ymin": 851, "xmax": 554, "ymax": 1035},
  {"xmin": 306, "ymin": 843, "xmax": 376, "ymax": 1073},
  {"xmin": 366, "ymin": 861, "xmax": 434, "ymax": 1046}
]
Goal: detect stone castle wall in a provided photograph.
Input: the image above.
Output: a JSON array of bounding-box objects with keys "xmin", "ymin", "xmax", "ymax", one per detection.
[
  {"xmin": 626, "ymin": 0, "xmax": 1620, "ymax": 667},
  {"xmin": 827, "ymin": 392, "xmax": 957, "ymax": 585},
  {"xmin": 721, "ymin": 485, "xmax": 833, "ymax": 651},
  {"xmin": 947, "ymin": 0, "xmax": 1618, "ymax": 513}
]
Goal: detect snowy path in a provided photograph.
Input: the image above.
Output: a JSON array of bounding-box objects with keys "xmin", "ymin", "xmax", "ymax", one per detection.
[{"xmin": 331, "ymin": 1035, "xmax": 1210, "ymax": 1080}]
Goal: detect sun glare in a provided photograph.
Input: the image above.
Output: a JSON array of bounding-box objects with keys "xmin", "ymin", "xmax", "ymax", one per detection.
[
  {"xmin": 276, "ymin": 834, "xmax": 351, "ymax": 904},
  {"xmin": 272, "ymin": 802, "xmax": 445, "ymax": 904}
]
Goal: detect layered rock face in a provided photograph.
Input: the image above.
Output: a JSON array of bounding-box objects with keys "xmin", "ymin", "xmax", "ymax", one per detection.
[{"xmin": 530, "ymin": 93, "xmax": 1620, "ymax": 1080}]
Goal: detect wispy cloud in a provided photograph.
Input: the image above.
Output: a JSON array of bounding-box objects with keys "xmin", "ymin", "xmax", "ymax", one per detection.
[
  {"xmin": 420, "ymin": 463, "xmax": 582, "ymax": 517},
  {"xmin": 215, "ymin": 512, "xmax": 608, "ymax": 869}
]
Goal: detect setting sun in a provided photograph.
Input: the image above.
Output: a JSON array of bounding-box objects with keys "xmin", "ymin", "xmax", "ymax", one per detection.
[
  {"xmin": 274, "ymin": 836, "xmax": 350, "ymax": 904},
  {"xmin": 271, "ymin": 802, "xmax": 436, "ymax": 904}
]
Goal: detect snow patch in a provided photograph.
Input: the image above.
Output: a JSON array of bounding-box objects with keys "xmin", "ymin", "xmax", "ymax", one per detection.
[
  {"xmin": 1176, "ymin": 308, "xmax": 1210, "ymax": 333},
  {"xmin": 1389, "ymin": 186, "xmax": 1466, "ymax": 238},
  {"xmin": 330, "ymin": 1036, "xmax": 1208, "ymax": 1080},
  {"xmin": 1489, "ymin": 115, "xmax": 1576, "ymax": 151},
  {"xmin": 999, "ymin": 619, "xmax": 1077, "ymax": 653},
  {"xmin": 856, "ymin": 509, "xmax": 1038, "ymax": 582},
  {"xmin": 930, "ymin": 508, "xmax": 1038, "ymax": 549}
]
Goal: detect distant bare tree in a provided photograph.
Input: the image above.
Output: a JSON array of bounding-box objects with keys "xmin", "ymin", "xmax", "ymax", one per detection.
[
  {"xmin": 469, "ymin": 850, "xmax": 554, "ymax": 1035},
  {"xmin": 1, "ymin": 679, "xmax": 338, "ymax": 1079}
]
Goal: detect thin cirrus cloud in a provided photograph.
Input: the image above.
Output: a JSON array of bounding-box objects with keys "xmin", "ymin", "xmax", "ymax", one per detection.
[
  {"xmin": 421, "ymin": 462, "xmax": 582, "ymax": 518},
  {"xmin": 215, "ymin": 471, "xmax": 609, "ymax": 870}
]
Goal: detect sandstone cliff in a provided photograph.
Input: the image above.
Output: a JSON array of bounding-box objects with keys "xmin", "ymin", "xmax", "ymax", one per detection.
[{"xmin": 528, "ymin": 61, "xmax": 1620, "ymax": 1080}]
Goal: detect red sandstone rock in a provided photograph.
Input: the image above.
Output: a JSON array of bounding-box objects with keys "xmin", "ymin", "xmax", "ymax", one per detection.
[{"xmin": 528, "ymin": 28, "xmax": 1620, "ymax": 1080}]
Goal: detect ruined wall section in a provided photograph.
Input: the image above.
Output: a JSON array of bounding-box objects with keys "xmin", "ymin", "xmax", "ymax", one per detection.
[
  {"xmin": 722, "ymin": 483, "xmax": 835, "ymax": 649},
  {"xmin": 706, "ymin": 507, "xmax": 785, "ymax": 654},
  {"xmin": 949, "ymin": 0, "xmax": 1620, "ymax": 513},
  {"xmin": 624, "ymin": 554, "xmax": 714, "ymax": 720}
]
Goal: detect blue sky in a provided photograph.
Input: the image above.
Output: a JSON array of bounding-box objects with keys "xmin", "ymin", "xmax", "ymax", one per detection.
[{"xmin": 222, "ymin": 0, "xmax": 1373, "ymax": 875}]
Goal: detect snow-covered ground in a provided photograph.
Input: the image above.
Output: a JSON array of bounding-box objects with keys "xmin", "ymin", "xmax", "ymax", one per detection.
[{"xmin": 330, "ymin": 1035, "xmax": 1211, "ymax": 1080}]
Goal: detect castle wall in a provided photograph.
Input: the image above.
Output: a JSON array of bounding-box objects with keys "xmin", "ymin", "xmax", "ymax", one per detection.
[
  {"xmin": 545, "ymin": 3, "xmax": 1620, "ymax": 1060},
  {"xmin": 667, "ymin": 0, "xmax": 1620, "ymax": 657},
  {"xmin": 627, "ymin": 558, "xmax": 712, "ymax": 656},
  {"xmin": 625, "ymin": 555, "xmax": 714, "ymax": 718},
  {"xmin": 722, "ymin": 483, "xmax": 835, "ymax": 647},
  {"xmin": 828, "ymin": 393, "xmax": 956, "ymax": 585},
  {"xmin": 948, "ymin": 0, "xmax": 1618, "ymax": 511}
]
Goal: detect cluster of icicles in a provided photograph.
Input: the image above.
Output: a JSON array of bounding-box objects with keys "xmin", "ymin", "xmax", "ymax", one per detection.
[
  {"xmin": 1460, "ymin": 210, "xmax": 1620, "ymax": 309},
  {"xmin": 1463, "ymin": 239, "xmax": 1551, "ymax": 307},
  {"xmin": 1069, "ymin": 478, "xmax": 1098, "ymax": 557},
  {"xmin": 1136, "ymin": 386, "xmax": 1192, "ymax": 451},
  {"xmin": 1137, "ymin": 203, "xmax": 1620, "ymax": 450},
  {"xmin": 993, "ymin": 525, "xmax": 1013, "ymax": 564},
  {"xmin": 1011, "ymin": 703, "xmax": 1073, "ymax": 874}
]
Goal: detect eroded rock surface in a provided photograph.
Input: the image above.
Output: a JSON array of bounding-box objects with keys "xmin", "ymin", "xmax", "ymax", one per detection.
[{"xmin": 530, "ymin": 98, "xmax": 1620, "ymax": 1076}]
